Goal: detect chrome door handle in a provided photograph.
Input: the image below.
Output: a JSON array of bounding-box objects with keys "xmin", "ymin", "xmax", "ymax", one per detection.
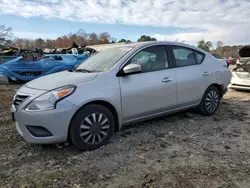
[
  {"xmin": 203, "ymin": 72, "xmax": 210, "ymax": 76},
  {"xmin": 162, "ymin": 77, "xmax": 172, "ymax": 83}
]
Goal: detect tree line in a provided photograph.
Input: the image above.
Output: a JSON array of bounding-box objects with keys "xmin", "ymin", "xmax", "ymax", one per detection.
[
  {"xmin": 14, "ymin": 29, "xmax": 114, "ymax": 49},
  {"xmin": 13, "ymin": 33, "xmax": 157, "ymax": 50},
  {"xmin": 0, "ymin": 25, "xmax": 246, "ymax": 58},
  {"xmin": 197, "ymin": 39, "xmax": 243, "ymax": 58},
  {"xmin": 0, "ymin": 25, "xmax": 157, "ymax": 50}
]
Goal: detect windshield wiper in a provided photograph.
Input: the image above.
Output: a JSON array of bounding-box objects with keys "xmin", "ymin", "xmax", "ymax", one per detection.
[{"xmin": 71, "ymin": 68, "xmax": 91, "ymax": 73}]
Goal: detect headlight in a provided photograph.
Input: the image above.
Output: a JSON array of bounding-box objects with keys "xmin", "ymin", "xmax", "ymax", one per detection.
[{"xmin": 25, "ymin": 85, "xmax": 76, "ymax": 112}]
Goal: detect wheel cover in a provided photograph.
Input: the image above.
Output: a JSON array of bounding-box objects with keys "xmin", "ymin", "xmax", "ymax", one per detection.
[
  {"xmin": 205, "ymin": 90, "xmax": 219, "ymax": 113},
  {"xmin": 80, "ymin": 113, "xmax": 110, "ymax": 145}
]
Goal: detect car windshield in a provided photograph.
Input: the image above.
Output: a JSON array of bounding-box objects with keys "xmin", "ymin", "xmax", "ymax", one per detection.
[{"xmin": 76, "ymin": 46, "xmax": 132, "ymax": 72}]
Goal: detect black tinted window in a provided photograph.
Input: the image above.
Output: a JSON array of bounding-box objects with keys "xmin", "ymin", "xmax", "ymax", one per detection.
[
  {"xmin": 173, "ymin": 46, "xmax": 196, "ymax": 67},
  {"xmin": 129, "ymin": 46, "xmax": 168, "ymax": 73}
]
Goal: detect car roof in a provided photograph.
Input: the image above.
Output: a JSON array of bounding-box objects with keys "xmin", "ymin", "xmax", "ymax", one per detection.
[
  {"xmin": 86, "ymin": 43, "xmax": 137, "ymax": 51},
  {"xmin": 134, "ymin": 41, "xmax": 199, "ymax": 50},
  {"xmin": 87, "ymin": 41, "xmax": 204, "ymax": 53}
]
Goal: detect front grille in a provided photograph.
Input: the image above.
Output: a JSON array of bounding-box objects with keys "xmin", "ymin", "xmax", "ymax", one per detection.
[{"xmin": 13, "ymin": 94, "xmax": 29, "ymax": 109}]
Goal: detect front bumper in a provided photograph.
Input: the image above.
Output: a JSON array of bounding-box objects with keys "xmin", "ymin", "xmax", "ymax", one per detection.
[
  {"xmin": 14, "ymin": 100, "xmax": 78, "ymax": 144},
  {"xmin": 12, "ymin": 85, "xmax": 79, "ymax": 144},
  {"xmin": 229, "ymin": 84, "xmax": 250, "ymax": 90},
  {"xmin": 229, "ymin": 75, "xmax": 250, "ymax": 90}
]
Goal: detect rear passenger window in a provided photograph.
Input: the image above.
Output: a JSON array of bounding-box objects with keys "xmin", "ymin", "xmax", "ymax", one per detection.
[
  {"xmin": 173, "ymin": 47, "xmax": 196, "ymax": 67},
  {"xmin": 194, "ymin": 51, "xmax": 205, "ymax": 64}
]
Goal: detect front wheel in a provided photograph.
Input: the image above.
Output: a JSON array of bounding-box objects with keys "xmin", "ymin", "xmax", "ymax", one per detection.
[
  {"xmin": 70, "ymin": 104, "xmax": 115, "ymax": 151},
  {"xmin": 199, "ymin": 86, "xmax": 221, "ymax": 116}
]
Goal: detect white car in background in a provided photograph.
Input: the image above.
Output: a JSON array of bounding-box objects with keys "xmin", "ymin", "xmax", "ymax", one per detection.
[
  {"xmin": 230, "ymin": 60, "xmax": 250, "ymax": 90},
  {"xmin": 229, "ymin": 46, "xmax": 250, "ymax": 90}
]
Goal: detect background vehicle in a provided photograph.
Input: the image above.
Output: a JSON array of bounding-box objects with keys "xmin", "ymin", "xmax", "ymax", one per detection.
[
  {"xmin": 12, "ymin": 41, "xmax": 231, "ymax": 150},
  {"xmin": 1, "ymin": 47, "xmax": 20, "ymax": 56},
  {"xmin": 227, "ymin": 57, "xmax": 236, "ymax": 65},
  {"xmin": 229, "ymin": 45, "xmax": 250, "ymax": 90},
  {"xmin": 0, "ymin": 53, "xmax": 89, "ymax": 84}
]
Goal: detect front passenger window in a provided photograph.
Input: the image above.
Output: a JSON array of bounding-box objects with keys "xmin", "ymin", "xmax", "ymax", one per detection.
[
  {"xmin": 128, "ymin": 46, "xmax": 168, "ymax": 73},
  {"xmin": 173, "ymin": 47, "xmax": 196, "ymax": 67}
]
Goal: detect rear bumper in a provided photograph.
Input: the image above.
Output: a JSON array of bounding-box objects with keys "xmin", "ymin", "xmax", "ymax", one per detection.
[
  {"xmin": 218, "ymin": 84, "xmax": 228, "ymax": 97},
  {"xmin": 221, "ymin": 85, "xmax": 228, "ymax": 95},
  {"xmin": 0, "ymin": 74, "xmax": 9, "ymax": 84}
]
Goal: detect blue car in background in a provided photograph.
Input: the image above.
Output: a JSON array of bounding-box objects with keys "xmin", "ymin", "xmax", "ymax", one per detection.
[{"xmin": 0, "ymin": 53, "xmax": 89, "ymax": 84}]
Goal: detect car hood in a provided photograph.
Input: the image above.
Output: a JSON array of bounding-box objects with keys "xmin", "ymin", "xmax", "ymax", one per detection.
[
  {"xmin": 239, "ymin": 45, "xmax": 250, "ymax": 58},
  {"xmin": 25, "ymin": 71, "xmax": 99, "ymax": 90}
]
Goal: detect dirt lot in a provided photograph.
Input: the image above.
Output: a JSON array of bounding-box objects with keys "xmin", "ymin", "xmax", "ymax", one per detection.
[{"xmin": 1, "ymin": 84, "xmax": 250, "ymax": 188}]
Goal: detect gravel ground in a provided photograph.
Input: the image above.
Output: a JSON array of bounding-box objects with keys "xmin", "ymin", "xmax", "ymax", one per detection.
[{"xmin": 1, "ymin": 84, "xmax": 250, "ymax": 188}]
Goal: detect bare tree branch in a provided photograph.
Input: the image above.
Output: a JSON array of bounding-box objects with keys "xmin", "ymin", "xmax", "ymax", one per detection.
[{"xmin": 0, "ymin": 25, "xmax": 13, "ymax": 40}]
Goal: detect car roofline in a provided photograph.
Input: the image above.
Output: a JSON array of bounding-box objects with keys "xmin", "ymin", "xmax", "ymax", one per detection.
[{"xmin": 87, "ymin": 41, "xmax": 207, "ymax": 54}]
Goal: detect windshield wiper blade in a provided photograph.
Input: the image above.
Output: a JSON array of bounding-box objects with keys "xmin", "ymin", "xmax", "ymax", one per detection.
[{"xmin": 74, "ymin": 69, "xmax": 91, "ymax": 73}]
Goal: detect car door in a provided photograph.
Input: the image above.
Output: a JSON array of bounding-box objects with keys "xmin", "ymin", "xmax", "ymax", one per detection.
[
  {"xmin": 170, "ymin": 45, "xmax": 208, "ymax": 107},
  {"xmin": 118, "ymin": 45, "xmax": 177, "ymax": 122}
]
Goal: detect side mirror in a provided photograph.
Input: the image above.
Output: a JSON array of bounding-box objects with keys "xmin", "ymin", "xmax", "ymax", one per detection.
[{"xmin": 123, "ymin": 63, "xmax": 142, "ymax": 74}]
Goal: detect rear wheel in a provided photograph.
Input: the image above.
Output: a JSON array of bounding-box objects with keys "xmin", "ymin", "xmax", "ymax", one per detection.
[
  {"xmin": 70, "ymin": 104, "xmax": 115, "ymax": 151},
  {"xmin": 199, "ymin": 86, "xmax": 221, "ymax": 116}
]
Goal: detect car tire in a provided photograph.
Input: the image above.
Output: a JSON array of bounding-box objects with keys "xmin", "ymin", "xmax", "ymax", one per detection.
[
  {"xmin": 199, "ymin": 86, "xmax": 221, "ymax": 116},
  {"xmin": 70, "ymin": 104, "xmax": 115, "ymax": 151}
]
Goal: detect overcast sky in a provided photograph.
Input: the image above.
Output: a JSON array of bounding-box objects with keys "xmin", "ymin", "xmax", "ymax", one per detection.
[{"xmin": 0, "ymin": 0, "xmax": 249, "ymax": 46}]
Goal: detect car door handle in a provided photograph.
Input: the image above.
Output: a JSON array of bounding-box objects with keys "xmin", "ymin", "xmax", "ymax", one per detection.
[
  {"xmin": 203, "ymin": 72, "xmax": 210, "ymax": 76},
  {"xmin": 162, "ymin": 77, "xmax": 172, "ymax": 83}
]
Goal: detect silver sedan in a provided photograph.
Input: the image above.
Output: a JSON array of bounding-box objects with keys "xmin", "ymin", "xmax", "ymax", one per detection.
[{"xmin": 12, "ymin": 41, "xmax": 232, "ymax": 150}]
